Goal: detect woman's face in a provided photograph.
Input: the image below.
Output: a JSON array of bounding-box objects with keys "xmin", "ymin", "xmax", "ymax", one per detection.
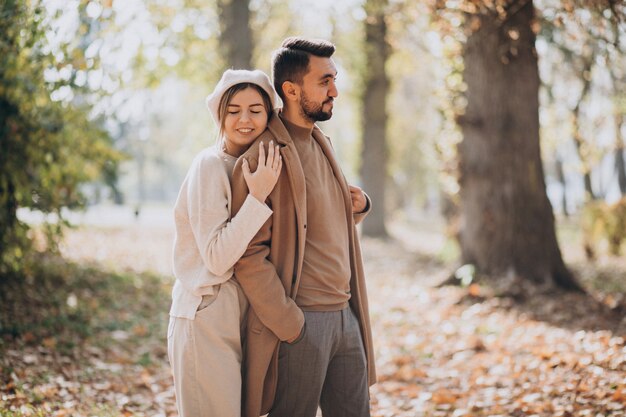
[{"xmin": 223, "ymin": 87, "xmax": 268, "ymax": 157}]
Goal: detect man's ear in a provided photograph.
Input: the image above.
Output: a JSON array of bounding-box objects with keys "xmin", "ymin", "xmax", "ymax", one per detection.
[{"xmin": 281, "ymin": 81, "xmax": 299, "ymax": 102}]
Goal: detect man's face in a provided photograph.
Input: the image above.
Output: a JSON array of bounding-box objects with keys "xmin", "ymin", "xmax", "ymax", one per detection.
[{"xmin": 298, "ymin": 56, "xmax": 338, "ymax": 122}]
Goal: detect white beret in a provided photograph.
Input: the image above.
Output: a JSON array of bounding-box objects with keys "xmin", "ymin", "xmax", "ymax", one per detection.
[{"xmin": 205, "ymin": 69, "xmax": 282, "ymax": 127}]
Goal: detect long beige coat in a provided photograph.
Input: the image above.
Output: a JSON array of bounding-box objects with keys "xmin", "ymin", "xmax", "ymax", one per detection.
[{"xmin": 231, "ymin": 112, "xmax": 376, "ymax": 417}]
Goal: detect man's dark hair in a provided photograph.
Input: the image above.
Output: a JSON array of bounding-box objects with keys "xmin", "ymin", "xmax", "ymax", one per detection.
[{"xmin": 271, "ymin": 37, "xmax": 335, "ymax": 100}]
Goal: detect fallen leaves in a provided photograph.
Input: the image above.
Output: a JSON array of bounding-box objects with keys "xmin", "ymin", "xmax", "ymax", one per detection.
[
  {"xmin": 2, "ymin": 223, "xmax": 626, "ymax": 416},
  {"xmin": 362, "ymin": 236, "xmax": 626, "ymax": 417}
]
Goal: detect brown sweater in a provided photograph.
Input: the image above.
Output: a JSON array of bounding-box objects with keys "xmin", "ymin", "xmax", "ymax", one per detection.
[{"xmin": 282, "ymin": 117, "xmax": 351, "ymax": 311}]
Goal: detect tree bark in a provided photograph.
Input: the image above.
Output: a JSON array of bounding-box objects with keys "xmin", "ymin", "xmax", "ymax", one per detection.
[
  {"xmin": 217, "ymin": 0, "xmax": 252, "ymax": 70},
  {"xmin": 458, "ymin": 0, "xmax": 580, "ymax": 291},
  {"xmin": 360, "ymin": 0, "xmax": 389, "ymax": 237}
]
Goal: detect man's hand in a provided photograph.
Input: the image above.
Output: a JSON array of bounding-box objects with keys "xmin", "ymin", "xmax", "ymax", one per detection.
[{"xmin": 349, "ymin": 185, "xmax": 367, "ymax": 213}]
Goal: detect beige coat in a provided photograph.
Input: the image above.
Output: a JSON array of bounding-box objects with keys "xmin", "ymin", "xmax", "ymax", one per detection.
[{"xmin": 231, "ymin": 112, "xmax": 376, "ymax": 417}]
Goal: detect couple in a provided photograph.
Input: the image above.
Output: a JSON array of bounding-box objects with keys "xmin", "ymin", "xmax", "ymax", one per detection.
[{"xmin": 168, "ymin": 37, "xmax": 376, "ymax": 417}]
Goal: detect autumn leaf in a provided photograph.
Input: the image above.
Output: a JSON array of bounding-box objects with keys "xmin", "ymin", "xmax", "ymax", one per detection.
[{"xmin": 431, "ymin": 388, "xmax": 457, "ymax": 405}]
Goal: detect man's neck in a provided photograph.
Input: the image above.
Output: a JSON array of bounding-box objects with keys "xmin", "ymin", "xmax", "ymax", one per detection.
[{"xmin": 281, "ymin": 104, "xmax": 314, "ymax": 130}]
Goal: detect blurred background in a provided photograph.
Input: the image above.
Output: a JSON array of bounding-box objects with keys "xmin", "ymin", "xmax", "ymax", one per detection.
[
  {"xmin": 3, "ymin": 0, "xmax": 625, "ymax": 240},
  {"xmin": 2, "ymin": 0, "xmax": 626, "ymax": 415}
]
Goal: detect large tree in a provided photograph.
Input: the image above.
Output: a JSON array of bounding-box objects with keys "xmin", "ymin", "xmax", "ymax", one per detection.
[
  {"xmin": 456, "ymin": 0, "xmax": 581, "ymax": 291},
  {"xmin": 218, "ymin": 0, "xmax": 252, "ymax": 70},
  {"xmin": 360, "ymin": 0, "xmax": 390, "ymax": 237}
]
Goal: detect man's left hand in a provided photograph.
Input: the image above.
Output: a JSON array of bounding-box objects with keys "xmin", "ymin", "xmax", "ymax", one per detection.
[{"xmin": 349, "ymin": 185, "xmax": 367, "ymax": 213}]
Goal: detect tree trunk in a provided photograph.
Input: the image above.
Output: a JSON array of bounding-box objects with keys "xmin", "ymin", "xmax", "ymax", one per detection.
[
  {"xmin": 458, "ymin": 0, "xmax": 580, "ymax": 291},
  {"xmin": 360, "ymin": 0, "xmax": 389, "ymax": 237},
  {"xmin": 217, "ymin": 0, "xmax": 252, "ymax": 70}
]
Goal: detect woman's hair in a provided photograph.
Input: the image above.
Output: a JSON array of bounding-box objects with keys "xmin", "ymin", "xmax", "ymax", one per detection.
[{"xmin": 217, "ymin": 82, "xmax": 273, "ymax": 137}]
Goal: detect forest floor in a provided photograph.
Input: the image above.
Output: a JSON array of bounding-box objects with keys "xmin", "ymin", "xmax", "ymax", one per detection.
[{"xmin": 1, "ymin": 211, "xmax": 625, "ymax": 416}]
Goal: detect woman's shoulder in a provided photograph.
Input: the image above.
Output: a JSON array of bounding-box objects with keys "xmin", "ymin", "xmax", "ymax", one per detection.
[
  {"xmin": 193, "ymin": 145, "xmax": 228, "ymax": 167},
  {"xmin": 187, "ymin": 145, "xmax": 231, "ymax": 177}
]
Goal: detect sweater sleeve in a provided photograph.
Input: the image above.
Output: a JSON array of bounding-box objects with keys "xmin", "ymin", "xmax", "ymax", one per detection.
[
  {"xmin": 231, "ymin": 155, "xmax": 305, "ymax": 342},
  {"xmin": 186, "ymin": 153, "xmax": 273, "ymax": 278}
]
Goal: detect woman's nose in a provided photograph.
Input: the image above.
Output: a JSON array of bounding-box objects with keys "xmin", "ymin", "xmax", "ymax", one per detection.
[{"xmin": 239, "ymin": 110, "xmax": 251, "ymax": 121}]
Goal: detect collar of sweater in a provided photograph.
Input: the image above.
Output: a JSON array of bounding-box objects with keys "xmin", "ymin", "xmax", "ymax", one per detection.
[
  {"xmin": 280, "ymin": 115, "xmax": 314, "ymax": 142},
  {"xmin": 268, "ymin": 110, "xmax": 322, "ymax": 146}
]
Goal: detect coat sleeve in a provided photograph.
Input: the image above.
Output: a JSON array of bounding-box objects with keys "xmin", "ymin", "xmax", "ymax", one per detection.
[
  {"xmin": 231, "ymin": 154, "xmax": 304, "ymax": 342},
  {"xmin": 353, "ymin": 192, "xmax": 371, "ymax": 225},
  {"xmin": 184, "ymin": 154, "xmax": 273, "ymax": 279}
]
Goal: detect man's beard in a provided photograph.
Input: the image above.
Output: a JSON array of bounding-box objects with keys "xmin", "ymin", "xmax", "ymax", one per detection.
[{"xmin": 300, "ymin": 92, "xmax": 333, "ymax": 122}]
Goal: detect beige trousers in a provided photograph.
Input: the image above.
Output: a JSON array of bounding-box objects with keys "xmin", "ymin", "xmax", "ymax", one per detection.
[{"xmin": 168, "ymin": 280, "xmax": 248, "ymax": 417}]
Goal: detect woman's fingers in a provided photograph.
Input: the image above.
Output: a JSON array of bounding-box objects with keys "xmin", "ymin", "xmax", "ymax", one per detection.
[
  {"xmin": 258, "ymin": 141, "xmax": 266, "ymax": 167},
  {"xmin": 275, "ymin": 154, "xmax": 282, "ymax": 174},
  {"xmin": 272, "ymin": 145, "xmax": 281, "ymax": 170},
  {"xmin": 253, "ymin": 141, "xmax": 281, "ymax": 176},
  {"xmin": 242, "ymin": 158, "xmax": 252, "ymax": 182},
  {"xmin": 267, "ymin": 141, "xmax": 275, "ymax": 167}
]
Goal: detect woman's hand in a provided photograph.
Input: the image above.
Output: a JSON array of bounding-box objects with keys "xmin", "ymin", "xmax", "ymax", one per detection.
[{"xmin": 243, "ymin": 140, "xmax": 282, "ymax": 203}]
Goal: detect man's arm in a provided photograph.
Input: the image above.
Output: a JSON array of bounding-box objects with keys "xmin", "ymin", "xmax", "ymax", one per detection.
[{"xmin": 231, "ymin": 152, "xmax": 304, "ymax": 342}]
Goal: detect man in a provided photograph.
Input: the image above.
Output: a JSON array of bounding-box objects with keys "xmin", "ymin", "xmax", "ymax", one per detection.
[{"xmin": 230, "ymin": 37, "xmax": 376, "ymax": 417}]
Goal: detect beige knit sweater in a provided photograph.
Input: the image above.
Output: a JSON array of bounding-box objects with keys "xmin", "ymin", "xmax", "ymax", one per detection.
[{"xmin": 170, "ymin": 144, "xmax": 272, "ymax": 319}]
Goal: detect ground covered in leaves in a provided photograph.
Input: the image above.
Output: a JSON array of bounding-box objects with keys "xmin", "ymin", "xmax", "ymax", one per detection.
[{"xmin": 1, "ymin": 213, "xmax": 625, "ymax": 416}]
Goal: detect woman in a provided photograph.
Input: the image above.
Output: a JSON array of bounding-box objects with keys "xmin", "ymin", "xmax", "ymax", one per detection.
[{"xmin": 168, "ymin": 69, "xmax": 282, "ymax": 417}]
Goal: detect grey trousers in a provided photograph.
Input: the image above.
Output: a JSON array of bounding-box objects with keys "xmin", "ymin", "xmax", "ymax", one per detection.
[{"xmin": 268, "ymin": 307, "xmax": 370, "ymax": 417}]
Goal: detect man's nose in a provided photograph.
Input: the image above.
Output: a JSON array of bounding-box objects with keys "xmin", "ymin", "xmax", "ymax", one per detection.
[{"xmin": 329, "ymin": 81, "xmax": 338, "ymax": 98}]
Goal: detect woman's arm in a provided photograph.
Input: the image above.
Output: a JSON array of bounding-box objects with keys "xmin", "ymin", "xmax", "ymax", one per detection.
[{"xmin": 186, "ymin": 151, "xmax": 273, "ymax": 278}]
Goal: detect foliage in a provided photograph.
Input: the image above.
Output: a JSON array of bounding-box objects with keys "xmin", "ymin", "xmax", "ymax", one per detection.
[
  {"xmin": 0, "ymin": 253, "xmax": 166, "ymax": 345},
  {"xmin": 0, "ymin": 0, "xmax": 123, "ymax": 274},
  {"xmin": 582, "ymin": 196, "xmax": 626, "ymax": 259},
  {"xmin": 0, "ymin": 249, "xmax": 171, "ymax": 416}
]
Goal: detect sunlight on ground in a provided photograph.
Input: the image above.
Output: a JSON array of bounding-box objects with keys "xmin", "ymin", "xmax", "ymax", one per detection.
[{"xmin": 3, "ymin": 205, "xmax": 625, "ymax": 416}]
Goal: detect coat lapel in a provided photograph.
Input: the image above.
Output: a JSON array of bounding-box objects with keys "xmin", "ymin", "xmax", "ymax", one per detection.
[{"xmin": 267, "ymin": 112, "xmax": 307, "ymax": 294}]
